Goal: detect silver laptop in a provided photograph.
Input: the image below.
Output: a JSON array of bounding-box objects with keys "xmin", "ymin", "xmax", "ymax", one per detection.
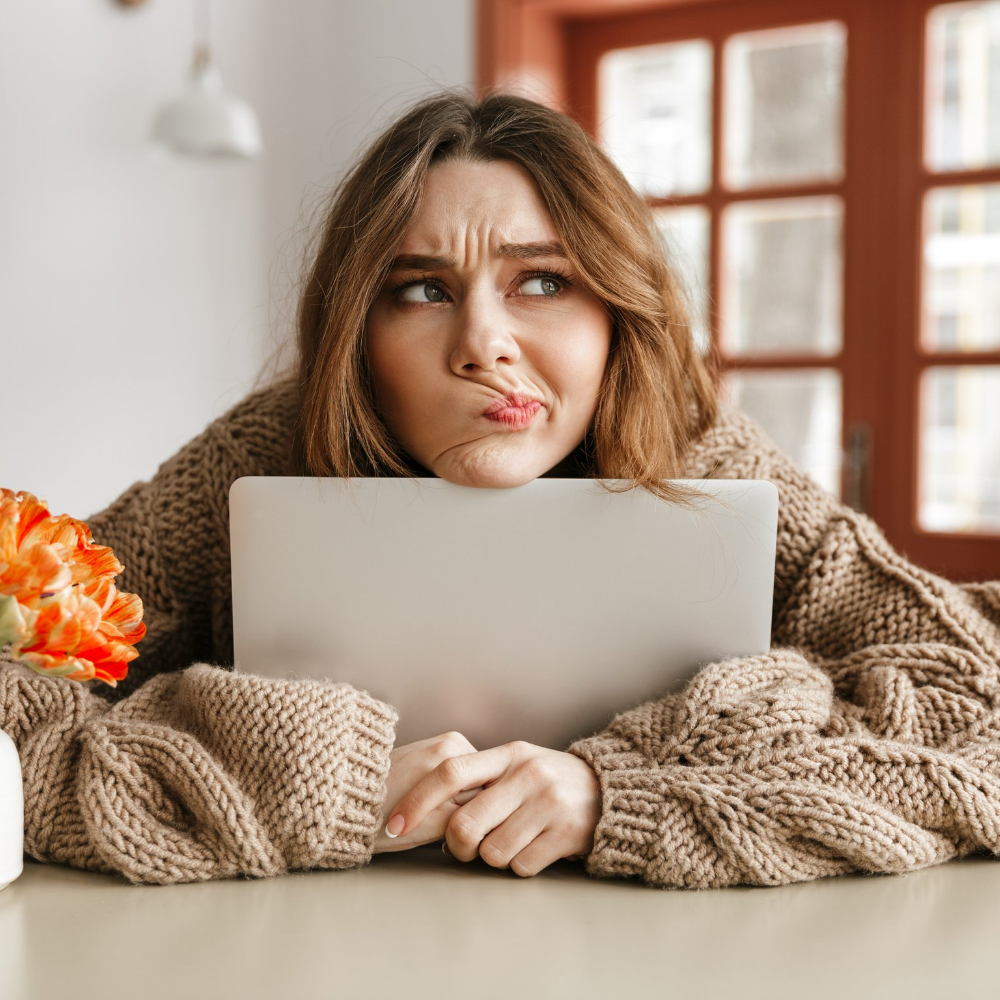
[{"xmin": 230, "ymin": 477, "xmax": 778, "ymax": 750}]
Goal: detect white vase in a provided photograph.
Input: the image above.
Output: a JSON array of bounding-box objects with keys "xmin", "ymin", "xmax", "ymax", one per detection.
[{"xmin": 0, "ymin": 728, "xmax": 24, "ymax": 891}]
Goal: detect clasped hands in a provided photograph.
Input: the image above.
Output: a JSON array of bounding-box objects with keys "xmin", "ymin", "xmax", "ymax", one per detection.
[{"xmin": 373, "ymin": 732, "xmax": 602, "ymax": 878}]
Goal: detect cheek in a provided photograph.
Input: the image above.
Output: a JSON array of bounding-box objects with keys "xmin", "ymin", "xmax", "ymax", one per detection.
[
  {"xmin": 366, "ymin": 317, "xmax": 407, "ymax": 411},
  {"xmin": 366, "ymin": 323, "xmax": 435, "ymax": 429},
  {"xmin": 558, "ymin": 311, "xmax": 611, "ymax": 395}
]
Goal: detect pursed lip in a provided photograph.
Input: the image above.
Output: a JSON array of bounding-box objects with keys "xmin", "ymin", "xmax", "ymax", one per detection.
[
  {"xmin": 482, "ymin": 393, "xmax": 542, "ymax": 416},
  {"xmin": 481, "ymin": 393, "xmax": 543, "ymax": 430}
]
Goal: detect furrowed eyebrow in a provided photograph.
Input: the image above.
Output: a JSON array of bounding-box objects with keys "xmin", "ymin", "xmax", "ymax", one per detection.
[
  {"xmin": 390, "ymin": 253, "xmax": 452, "ymax": 272},
  {"xmin": 495, "ymin": 240, "xmax": 568, "ymax": 260},
  {"xmin": 389, "ymin": 241, "xmax": 569, "ymax": 272}
]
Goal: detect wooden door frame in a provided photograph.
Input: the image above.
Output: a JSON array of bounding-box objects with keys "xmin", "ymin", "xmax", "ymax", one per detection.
[{"xmin": 478, "ymin": 0, "xmax": 1000, "ymax": 583}]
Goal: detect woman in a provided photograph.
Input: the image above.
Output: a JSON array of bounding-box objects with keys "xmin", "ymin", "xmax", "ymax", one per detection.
[{"xmin": 2, "ymin": 90, "xmax": 999, "ymax": 888}]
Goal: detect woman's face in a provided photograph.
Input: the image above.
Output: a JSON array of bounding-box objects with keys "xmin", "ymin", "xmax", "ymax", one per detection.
[{"xmin": 365, "ymin": 158, "xmax": 612, "ymax": 488}]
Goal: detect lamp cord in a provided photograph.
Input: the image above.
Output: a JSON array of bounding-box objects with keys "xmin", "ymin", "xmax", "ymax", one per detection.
[{"xmin": 193, "ymin": 0, "xmax": 212, "ymax": 71}]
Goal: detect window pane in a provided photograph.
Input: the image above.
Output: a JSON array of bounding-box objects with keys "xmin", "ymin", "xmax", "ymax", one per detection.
[
  {"xmin": 722, "ymin": 368, "xmax": 842, "ymax": 498},
  {"xmin": 923, "ymin": 184, "xmax": 1000, "ymax": 351},
  {"xmin": 721, "ymin": 196, "xmax": 843, "ymax": 357},
  {"xmin": 919, "ymin": 366, "xmax": 1000, "ymax": 533},
  {"xmin": 926, "ymin": 1, "xmax": 1000, "ymax": 172},
  {"xmin": 723, "ymin": 21, "xmax": 846, "ymax": 190},
  {"xmin": 599, "ymin": 39, "xmax": 713, "ymax": 198},
  {"xmin": 653, "ymin": 205, "xmax": 711, "ymax": 354}
]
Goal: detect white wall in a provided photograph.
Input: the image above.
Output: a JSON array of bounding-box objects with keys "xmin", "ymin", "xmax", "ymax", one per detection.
[{"xmin": 0, "ymin": 0, "xmax": 473, "ymax": 519}]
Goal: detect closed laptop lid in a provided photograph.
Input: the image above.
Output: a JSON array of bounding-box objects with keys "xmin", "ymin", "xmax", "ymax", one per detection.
[{"xmin": 230, "ymin": 477, "xmax": 778, "ymax": 750}]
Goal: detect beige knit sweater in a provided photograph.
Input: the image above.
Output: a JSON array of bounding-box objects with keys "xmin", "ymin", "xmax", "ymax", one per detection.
[{"xmin": 3, "ymin": 379, "xmax": 999, "ymax": 887}]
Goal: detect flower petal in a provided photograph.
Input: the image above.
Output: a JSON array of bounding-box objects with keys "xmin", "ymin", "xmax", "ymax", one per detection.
[
  {"xmin": 70, "ymin": 542, "xmax": 123, "ymax": 584},
  {"xmin": 0, "ymin": 594, "xmax": 29, "ymax": 646},
  {"xmin": 15, "ymin": 650, "xmax": 95, "ymax": 682},
  {"xmin": 0, "ymin": 543, "xmax": 72, "ymax": 603},
  {"xmin": 105, "ymin": 589, "xmax": 145, "ymax": 641},
  {"xmin": 11, "ymin": 492, "xmax": 52, "ymax": 548}
]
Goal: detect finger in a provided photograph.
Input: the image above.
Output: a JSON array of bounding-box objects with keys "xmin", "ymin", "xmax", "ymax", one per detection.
[
  {"xmin": 444, "ymin": 781, "xmax": 528, "ymax": 863},
  {"xmin": 380, "ymin": 784, "xmax": 482, "ymax": 841},
  {"xmin": 508, "ymin": 830, "xmax": 568, "ymax": 878},
  {"xmin": 385, "ymin": 745, "xmax": 517, "ymax": 839},
  {"xmin": 475, "ymin": 805, "xmax": 543, "ymax": 871},
  {"xmin": 453, "ymin": 785, "xmax": 486, "ymax": 807},
  {"xmin": 377, "ymin": 790, "xmax": 478, "ymax": 853}
]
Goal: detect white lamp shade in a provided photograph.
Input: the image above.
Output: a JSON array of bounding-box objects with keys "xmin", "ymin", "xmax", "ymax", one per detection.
[{"xmin": 152, "ymin": 62, "xmax": 262, "ymax": 159}]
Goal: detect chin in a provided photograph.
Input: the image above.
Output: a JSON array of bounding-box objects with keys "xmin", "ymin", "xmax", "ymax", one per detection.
[
  {"xmin": 434, "ymin": 451, "xmax": 546, "ymax": 489},
  {"xmin": 444, "ymin": 468, "xmax": 538, "ymax": 489}
]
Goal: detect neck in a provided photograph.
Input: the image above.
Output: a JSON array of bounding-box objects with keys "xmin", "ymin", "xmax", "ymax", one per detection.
[{"xmin": 541, "ymin": 442, "xmax": 591, "ymax": 479}]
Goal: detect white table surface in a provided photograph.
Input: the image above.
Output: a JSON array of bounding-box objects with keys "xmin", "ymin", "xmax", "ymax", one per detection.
[{"xmin": 1, "ymin": 847, "xmax": 997, "ymax": 999}]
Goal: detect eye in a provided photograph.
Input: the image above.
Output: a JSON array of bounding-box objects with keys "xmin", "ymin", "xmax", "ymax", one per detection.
[
  {"xmin": 398, "ymin": 281, "xmax": 447, "ymax": 303},
  {"xmin": 519, "ymin": 275, "xmax": 565, "ymax": 297}
]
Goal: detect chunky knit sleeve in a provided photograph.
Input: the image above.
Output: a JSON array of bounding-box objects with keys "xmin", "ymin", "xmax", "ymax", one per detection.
[
  {"xmin": 566, "ymin": 417, "xmax": 1000, "ymax": 889},
  {"xmin": 0, "ymin": 656, "xmax": 397, "ymax": 884}
]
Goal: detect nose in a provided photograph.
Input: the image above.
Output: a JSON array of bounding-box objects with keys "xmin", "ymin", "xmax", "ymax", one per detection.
[{"xmin": 449, "ymin": 284, "xmax": 521, "ymax": 375}]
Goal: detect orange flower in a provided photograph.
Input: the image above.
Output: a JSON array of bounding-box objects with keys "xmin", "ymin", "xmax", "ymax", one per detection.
[{"xmin": 0, "ymin": 489, "xmax": 145, "ymax": 686}]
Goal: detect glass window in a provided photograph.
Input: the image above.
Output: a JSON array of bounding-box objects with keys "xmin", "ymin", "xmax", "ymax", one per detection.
[
  {"xmin": 919, "ymin": 366, "xmax": 1000, "ymax": 532},
  {"xmin": 721, "ymin": 196, "xmax": 843, "ymax": 357},
  {"xmin": 923, "ymin": 184, "xmax": 1000, "ymax": 352},
  {"xmin": 926, "ymin": 0, "xmax": 1000, "ymax": 171},
  {"xmin": 599, "ymin": 39, "xmax": 714, "ymax": 198},
  {"xmin": 722, "ymin": 368, "xmax": 843, "ymax": 498},
  {"xmin": 723, "ymin": 21, "xmax": 847, "ymax": 189}
]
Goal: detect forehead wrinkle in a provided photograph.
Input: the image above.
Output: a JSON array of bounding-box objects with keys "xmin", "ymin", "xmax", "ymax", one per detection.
[
  {"xmin": 394, "ymin": 214, "xmax": 497, "ymax": 268},
  {"xmin": 390, "ymin": 240, "xmax": 569, "ymax": 273},
  {"xmin": 397, "ymin": 158, "xmax": 563, "ymax": 266}
]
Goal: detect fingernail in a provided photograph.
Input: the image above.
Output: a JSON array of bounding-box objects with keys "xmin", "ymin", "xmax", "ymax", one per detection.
[
  {"xmin": 384, "ymin": 814, "xmax": 405, "ymax": 838},
  {"xmin": 441, "ymin": 842, "xmax": 452, "ymax": 856}
]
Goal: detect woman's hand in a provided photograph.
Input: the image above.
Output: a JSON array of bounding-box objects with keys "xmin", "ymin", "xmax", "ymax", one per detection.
[
  {"xmin": 374, "ymin": 731, "xmax": 486, "ymax": 854},
  {"xmin": 383, "ymin": 741, "xmax": 602, "ymax": 877}
]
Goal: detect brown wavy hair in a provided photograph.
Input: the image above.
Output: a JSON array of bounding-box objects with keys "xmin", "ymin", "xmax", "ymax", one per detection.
[{"xmin": 291, "ymin": 88, "xmax": 722, "ymax": 507}]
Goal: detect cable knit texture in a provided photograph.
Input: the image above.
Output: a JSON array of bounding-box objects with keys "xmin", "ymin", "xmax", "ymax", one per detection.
[{"xmin": 2, "ymin": 376, "xmax": 998, "ymax": 888}]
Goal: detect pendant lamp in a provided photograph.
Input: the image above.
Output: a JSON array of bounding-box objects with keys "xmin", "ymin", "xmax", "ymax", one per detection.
[{"xmin": 151, "ymin": 0, "xmax": 263, "ymax": 160}]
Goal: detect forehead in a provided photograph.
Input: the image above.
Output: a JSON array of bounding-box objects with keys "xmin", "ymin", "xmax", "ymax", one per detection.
[{"xmin": 399, "ymin": 158, "xmax": 559, "ymax": 252}]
